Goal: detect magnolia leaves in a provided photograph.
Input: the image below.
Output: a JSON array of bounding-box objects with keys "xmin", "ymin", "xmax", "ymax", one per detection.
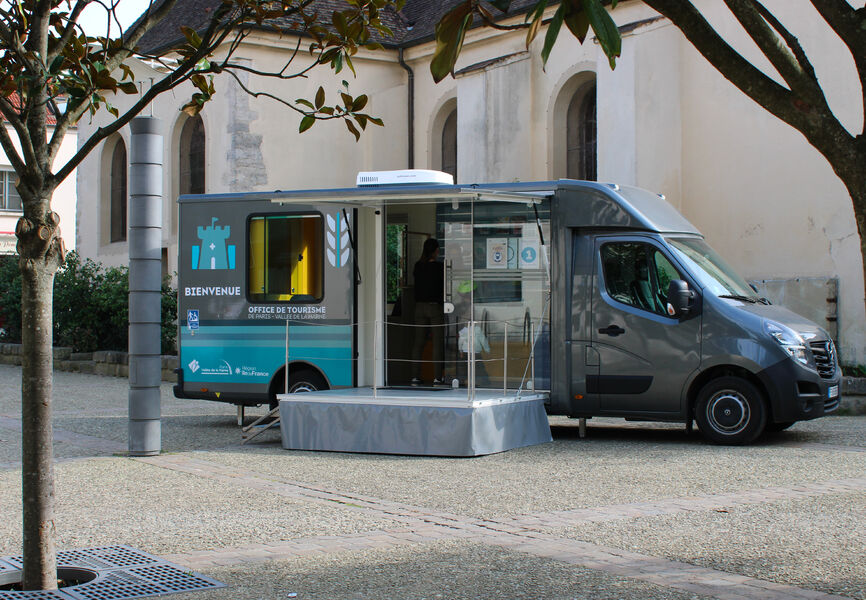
[
  {"xmin": 431, "ymin": 0, "xmax": 621, "ymax": 83},
  {"xmin": 295, "ymin": 82, "xmax": 383, "ymax": 140}
]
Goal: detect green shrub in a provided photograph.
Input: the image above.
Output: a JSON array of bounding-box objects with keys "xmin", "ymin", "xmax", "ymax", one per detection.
[
  {"xmin": 0, "ymin": 255, "xmax": 22, "ymax": 342},
  {"xmin": 0, "ymin": 251, "xmax": 177, "ymax": 354}
]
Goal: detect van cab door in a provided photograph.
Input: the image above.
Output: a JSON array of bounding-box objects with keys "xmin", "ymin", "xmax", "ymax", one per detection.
[{"xmin": 590, "ymin": 236, "xmax": 701, "ymax": 414}]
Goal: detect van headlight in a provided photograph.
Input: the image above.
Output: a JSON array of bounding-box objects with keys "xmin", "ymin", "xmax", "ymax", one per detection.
[{"xmin": 764, "ymin": 320, "xmax": 809, "ymax": 366}]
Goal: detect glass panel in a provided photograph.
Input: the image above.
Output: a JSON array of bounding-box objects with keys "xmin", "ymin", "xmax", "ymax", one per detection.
[
  {"xmin": 667, "ymin": 236, "xmax": 754, "ymax": 298},
  {"xmin": 6, "ymin": 173, "xmax": 21, "ymax": 210},
  {"xmin": 248, "ymin": 214, "xmax": 323, "ymax": 303},
  {"xmin": 385, "ymin": 223, "xmax": 406, "ymax": 303},
  {"xmin": 652, "ymin": 249, "xmax": 680, "ymax": 302},
  {"xmin": 440, "ymin": 199, "xmax": 551, "ymax": 391},
  {"xmin": 110, "ymin": 140, "xmax": 127, "ymax": 243},
  {"xmin": 601, "ymin": 242, "xmax": 674, "ymax": 316}
]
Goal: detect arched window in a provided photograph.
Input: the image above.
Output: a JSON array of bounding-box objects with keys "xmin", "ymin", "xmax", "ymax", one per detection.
[
  {"xmin": 441, "ymin": 109, "xmax": 457, "ymax": 182},
  {"xmin": 109, "ymin": 139, "xmax": 127, "ymax": 243},
  {"xmin": 566, "ymin": 82, "xmax": 596, "ymax": 181},
  {"xmin": 179, "ymin": 115, "xmax": 205, "ymax": 195}
]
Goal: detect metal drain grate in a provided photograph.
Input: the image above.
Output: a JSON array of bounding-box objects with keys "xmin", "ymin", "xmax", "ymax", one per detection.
[
  {"xmin": 0, "ymin": 546, "xmax": 225, "ymax": 600},
  {"xmin": 5, "ymin": 548, "xmax": 159, "ymax": 572}
]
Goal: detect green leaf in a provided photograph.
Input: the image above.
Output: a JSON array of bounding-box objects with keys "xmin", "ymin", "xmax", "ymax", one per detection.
[
  {"xmin": 488, "ymin": 0, "xmax": 512, "ymax": 12},
  {"xmin": 564, "ymin": 1, "xmax": 590, "ymax": 44},
  {"xmin": 118, "ymin": 82, "xmax": 138, "ymax": 95},
  {"xmin": 315, "ymin": 86, "xmax": 325, "ymax": 109},
  {"xmin": 583, "ymin": 0, "xmax": 621, "ymax": 68},
  {"xmin": 351, "ymin": 94, "xmax": 368, "ymax": 112},
  {"xmin": 345, "ymin": 119, "xmax": 360, "ymax": 141},
  {"xmin": 180, "ymin": 26, "xmax": 202, "ymax": 49},
  {"xmin": 296, "ymin": 98, "xmax": 315, "ymax": 109},
  {"xmin": 540, "ymin": 4, "xmax": 565, "ymax": 68},
  {"xmin": 48, "ymin": 54, "xmax": 65, "ymax": 74},
  {"xmin": 430, "ymin": 1, "xmax": 473, "ymax": 83},
  {"xmin": 525, "ymin": 0, "xmax": 548, "ymax": 47},
  {"xmin": 299, "ymin": 115, "xmax": 315, "ymax": 133}
]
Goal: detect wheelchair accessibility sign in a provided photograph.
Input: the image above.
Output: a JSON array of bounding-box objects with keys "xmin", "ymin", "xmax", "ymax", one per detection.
[{"xmin": 187, "ymin": 309, "xmax": 200, "ymax": 331}]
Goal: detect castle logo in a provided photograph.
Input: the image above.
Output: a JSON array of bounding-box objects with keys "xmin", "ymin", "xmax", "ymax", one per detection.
[{"xmin": 193, "ymin": 217, "xmax": 236, "ymax": 270}]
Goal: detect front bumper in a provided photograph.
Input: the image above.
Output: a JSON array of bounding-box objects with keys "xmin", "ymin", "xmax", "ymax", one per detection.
[{"xmin": 757, "ymin": 358, "xmax": 841, "ymax": 423}]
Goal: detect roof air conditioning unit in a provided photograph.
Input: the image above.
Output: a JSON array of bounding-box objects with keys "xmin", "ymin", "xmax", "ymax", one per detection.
[{"xmin": 356, "ymin": 169, "xmax": 454, "ymax": 187}]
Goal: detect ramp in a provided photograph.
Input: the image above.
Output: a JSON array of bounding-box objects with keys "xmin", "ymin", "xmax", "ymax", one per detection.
[{"xmin": 277, "ymin": 388, "xmax": 552, "ymax": 456}]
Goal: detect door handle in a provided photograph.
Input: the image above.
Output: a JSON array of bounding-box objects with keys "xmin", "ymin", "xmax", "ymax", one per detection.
[{"xmin": 598, "ymin": 325, "xmax": 626, "ymax": 337}]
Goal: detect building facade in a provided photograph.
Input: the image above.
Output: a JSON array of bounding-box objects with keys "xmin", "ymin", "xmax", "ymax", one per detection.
[
  {"xmin": 1, "ymin": 121, "xmax": 78, "ymax": 257},
  {"xmin": 75, "ymin": 0, "xmax": 866, "ymax": 363}
]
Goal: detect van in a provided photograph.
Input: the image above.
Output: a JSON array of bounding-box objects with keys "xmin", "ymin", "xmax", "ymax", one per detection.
[{"xmin": 175, "ymin": 174, "xmax": 840, "ymax": 444}]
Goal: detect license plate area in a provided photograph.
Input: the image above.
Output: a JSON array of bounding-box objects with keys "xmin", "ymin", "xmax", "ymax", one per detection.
[{"xmin": 828, "ymin": 385, "xmax": 839, "ymax": 399}]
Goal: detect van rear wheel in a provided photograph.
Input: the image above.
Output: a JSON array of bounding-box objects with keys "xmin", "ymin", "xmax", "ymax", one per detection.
[
  {"xmin": 695, "ymin": 376, "xmax": 767, "ymax": 445},
  {"xmin": 269, "ymin": 369, "xmax": 327, "ymax": 409}
]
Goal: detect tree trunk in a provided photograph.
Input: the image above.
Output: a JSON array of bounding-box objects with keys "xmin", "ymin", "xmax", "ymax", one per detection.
[
  {"xmin": 17, "ymin": 202, "xmax": 64, "ymax": 590},
  {"xmin": 20, "ymin": 257, "xmax": 57, "ymax": 589},
  {"xmin": 846, "ymin": 172, "xmax": 866, "ymax": 334}
]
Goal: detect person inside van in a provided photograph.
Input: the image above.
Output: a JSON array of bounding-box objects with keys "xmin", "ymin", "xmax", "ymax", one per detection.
[{"xmin": 411, "ymin": 238, "xmax": 445, "ymax": 386}]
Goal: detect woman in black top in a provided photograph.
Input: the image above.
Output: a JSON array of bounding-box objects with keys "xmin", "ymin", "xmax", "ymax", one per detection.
[{"xmin": 411, "ymin": 238, "xmax": 444, "ymax": 385}]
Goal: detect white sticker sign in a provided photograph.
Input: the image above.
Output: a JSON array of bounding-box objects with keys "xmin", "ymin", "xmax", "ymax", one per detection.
[
  {"xmin": 519, "ymin": 239, "xmax": 540, "ymax": 269},
  {"xmin": 486, "ymin": 238, "xmax": 507, "ymax": 269}
]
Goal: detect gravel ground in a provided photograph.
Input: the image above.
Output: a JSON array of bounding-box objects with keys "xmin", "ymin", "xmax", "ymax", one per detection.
[
  {"xmin": 169, "ymin": 539, "xmax": 711, "ymax": 600},
  {"xmin": 201, "ymin": 427, "xmax": 866, "ymax": 519},
  {"xmin": 0, "ymin": 457, "xmax": 394, "ymax": 557},
  {"xmin": 1, "ymin": 364, "xmax": 864, "ymax": 599},
  {"xmin": 552, "ymin": 492, "xmax": 866, "ymax": 599}
]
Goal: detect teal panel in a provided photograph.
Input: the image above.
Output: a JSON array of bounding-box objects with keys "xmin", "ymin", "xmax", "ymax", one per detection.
[{"xmin": 180, "ymin": 324, "xmax": 352, "ymax": 386}]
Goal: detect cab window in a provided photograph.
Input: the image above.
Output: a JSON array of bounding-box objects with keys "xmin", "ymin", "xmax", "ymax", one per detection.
[
  {"xmin": 248, "ymin": 214, "xmax": 323, "ymax": 302},
  {"xmin": 600, "ymin": 242, "xmax": 681, "ymax": 316}
]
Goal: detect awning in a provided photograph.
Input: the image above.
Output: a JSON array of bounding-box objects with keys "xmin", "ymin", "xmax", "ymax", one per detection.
[{"xmin": 268, "ymin": 186, "xmax": 550, "ymax": 208}]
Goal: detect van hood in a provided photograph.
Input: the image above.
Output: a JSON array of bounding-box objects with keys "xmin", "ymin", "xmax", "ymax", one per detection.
[{"xmin": 730, "ymin": 302, "xmax": 829, "ymax": 341}]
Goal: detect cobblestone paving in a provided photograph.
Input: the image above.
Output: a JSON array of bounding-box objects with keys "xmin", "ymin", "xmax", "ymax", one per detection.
[{"xmin": 1, "ymin": 364, "xmax": 864, "ymax": 599}]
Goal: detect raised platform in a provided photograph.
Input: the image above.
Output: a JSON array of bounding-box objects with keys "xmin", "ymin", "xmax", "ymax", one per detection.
[{"xmin": 277, "ymin": 387, "xmax": 552, "ymax": 456}]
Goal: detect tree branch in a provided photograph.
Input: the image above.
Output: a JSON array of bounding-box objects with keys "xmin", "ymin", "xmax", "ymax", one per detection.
[
  {"xmin": 51, "ymin": 64, "xmax": 197, "ymax": 185},
  {"xmin": 0, "ymin": 122, "xmax": 26, "ymax": 176},
  {"xmin": 645, "ymin": 0, "xmax": 858, "ymax": 187},
  {"xmin": 0, "ymin": 95, "xmax": 38, "ymax": 167},
  {"xmin": 723, "ymin": 0, "xmax": 822, "ymax": 101},
  {"xmin": 809, "ymin": 0, "xmax": 866, "ymax": 134},
  {"xmin": 644, "ymin": 1, "xmax": 846, "ymax": 139},
  {"xmin": 47, "ymin": 0, "xmax": 93, "ymax": 61}
]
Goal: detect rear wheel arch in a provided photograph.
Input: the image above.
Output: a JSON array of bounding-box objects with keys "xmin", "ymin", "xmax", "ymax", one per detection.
[{"xmin": 268, "ymin": 362, "xmax": 329, "ymax": 408}]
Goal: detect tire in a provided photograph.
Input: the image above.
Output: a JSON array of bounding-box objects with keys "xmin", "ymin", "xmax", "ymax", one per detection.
[
  {"xmin": 695, "ymin": 376, "xmax": 767, "ymax": 445},
  {"xmin": 269, "ymin": 368, "xmax": 327, "ymax": 409},
  {"xmin": 765, "ymin": 421, "xmax": 796, "ymax": 432}
]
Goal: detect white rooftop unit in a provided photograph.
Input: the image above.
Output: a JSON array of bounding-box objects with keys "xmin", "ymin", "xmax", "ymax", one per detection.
[{"xmin": 356, "ymin": 169, "xmax": 454, "ymax": 187}]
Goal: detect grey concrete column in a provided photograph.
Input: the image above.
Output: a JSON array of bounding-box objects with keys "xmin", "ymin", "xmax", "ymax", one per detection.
[{"xmin": 128, "ymin": 116, "xmax": 163, "ymax": 456}]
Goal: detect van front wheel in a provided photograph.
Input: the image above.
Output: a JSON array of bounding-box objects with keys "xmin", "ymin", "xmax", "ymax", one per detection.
[{"xmin": 695, "ymin": 376, "xmax": 767, "ymax": 445}]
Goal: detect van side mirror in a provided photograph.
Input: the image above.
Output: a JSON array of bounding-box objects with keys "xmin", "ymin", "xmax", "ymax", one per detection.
[{"xmin": 666, "ymin": 280, "xmax": 695, "ymax": 317}]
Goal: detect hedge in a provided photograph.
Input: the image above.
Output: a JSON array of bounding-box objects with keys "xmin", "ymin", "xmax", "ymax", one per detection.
[{"xmin": 0, "ymin": 251, "xmax": 177, "ymax": 354}]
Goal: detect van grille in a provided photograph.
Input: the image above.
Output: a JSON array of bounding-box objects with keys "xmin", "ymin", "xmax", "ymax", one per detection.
[{"xmin": 810, "ymin": 341, "xmax": 836, "ymax": 379}]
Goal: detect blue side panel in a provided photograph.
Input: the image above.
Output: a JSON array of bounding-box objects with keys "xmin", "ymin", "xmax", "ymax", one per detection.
[{"xmin": 180, "ymin": 324, "xmax": 352, "ymax": 387}]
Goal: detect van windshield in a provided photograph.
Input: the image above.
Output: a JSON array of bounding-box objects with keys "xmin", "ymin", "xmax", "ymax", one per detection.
[{"xmin": 666, "ymin": 237, "xmax": 756, "ymax": 298}]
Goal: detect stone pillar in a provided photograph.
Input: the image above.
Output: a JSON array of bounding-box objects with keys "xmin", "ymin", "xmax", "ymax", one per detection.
[{"xmin": 128, "ymin": 117, "xmax": 163, "ymax": 456}]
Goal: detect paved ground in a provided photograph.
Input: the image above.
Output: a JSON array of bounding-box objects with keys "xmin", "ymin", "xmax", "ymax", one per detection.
[{"xmin": 0, "ymin": 363, "xmax": 864, "ymax": 600}]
